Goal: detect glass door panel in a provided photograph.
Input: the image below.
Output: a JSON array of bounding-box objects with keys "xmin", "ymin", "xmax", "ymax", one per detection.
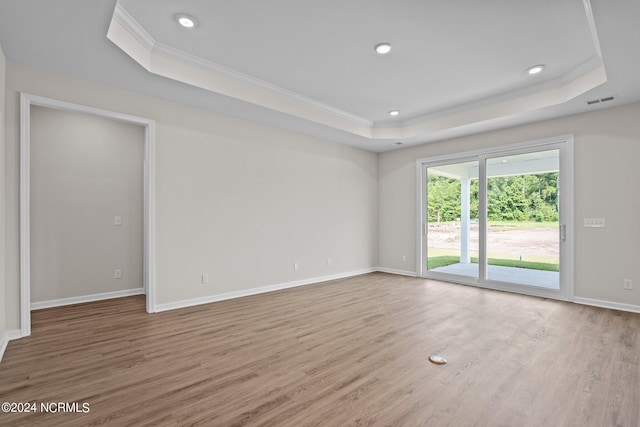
[
  {"xmin": 426, "ymin": 160, "xmax": 479, "ymax": 278},
  {"xmin": 485, "ymin": 149, "xmax": 560, "ymax": 289}
]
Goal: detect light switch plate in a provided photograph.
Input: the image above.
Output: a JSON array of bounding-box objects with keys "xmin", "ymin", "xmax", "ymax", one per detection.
[{"xmin": 584, "ymin": 218, "xmax": 605, "ymax": 228}]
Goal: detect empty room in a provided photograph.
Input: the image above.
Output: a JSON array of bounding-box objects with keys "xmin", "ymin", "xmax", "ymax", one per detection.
[{"xmin": 0, "ymin": 0, "xmax": 639, "ymax": 426}]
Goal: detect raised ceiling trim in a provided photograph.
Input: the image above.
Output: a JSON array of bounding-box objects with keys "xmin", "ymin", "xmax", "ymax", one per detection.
[
  {"xmin": 112, "ymin": 2, "xmax": 154, "ymax": 50},
  {"xmin": 394, "ymin": 61, "xmax": 607, "ymax": 139},
  {"xmin": 151, "ymin": 44, "xmax": 374, "ymax": 128},
  {"xmin": 582, "ymin": 0, "xmax": 603, "ymax": 57},
  {"xmin": 110, "ymin": 3, "xmax": 372, "ymax": 132},
  {"xmin": 107, "ymin": 1, "xmax": 607, "ymax": 141}
]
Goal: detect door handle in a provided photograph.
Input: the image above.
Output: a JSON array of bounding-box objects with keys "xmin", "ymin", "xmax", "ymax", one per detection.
[{"xmin": 560, "ymin": 224, "xmax": 566, "ymax": 242}]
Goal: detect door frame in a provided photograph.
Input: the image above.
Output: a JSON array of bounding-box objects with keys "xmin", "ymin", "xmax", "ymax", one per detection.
[
  {"xmin": 19, "ymin": 93, "xmax": 157, "ymax": 337},
  {"xmin": 416, "ymin": 135, "xmax": 574, "ymax": 301}
]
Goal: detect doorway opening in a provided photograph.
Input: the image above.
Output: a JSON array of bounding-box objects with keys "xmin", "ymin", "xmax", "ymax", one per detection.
[{"xmin": 19, "ymin": 94, "xmax": 156, "ymax": 337}]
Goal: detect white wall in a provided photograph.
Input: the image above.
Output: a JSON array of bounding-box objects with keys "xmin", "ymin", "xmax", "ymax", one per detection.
[
  {"xmin": 0, "ymin": 43, "xmax": 7, "ymax": 343},
  {"xmin": 30, "ymin": 106, "xmax": 144, "ymax": 303},
  {"xmin": 3, "ymin": 63, "xmax": 378, "ymax": 328},
  {"xmin": 379, "ymin": 102, "xmax": 640, "ymax": 307}
]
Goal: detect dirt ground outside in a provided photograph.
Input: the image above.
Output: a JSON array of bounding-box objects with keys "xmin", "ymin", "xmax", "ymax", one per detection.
[{"xmin": 427, "ymin": 223, "xmax": 559, "ymax": 263}]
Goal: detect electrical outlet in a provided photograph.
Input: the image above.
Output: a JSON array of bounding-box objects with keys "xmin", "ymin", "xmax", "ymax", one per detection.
[
  {"xmin": 294, "ymin": 263, "xmax": 299, "ymax": 271},
  {"xmin": 114, "ymin": 269, "xmax": 122, "ymax": 279},
  {"xmin": 202, "ymin": 273, "xmax": 209, "ymax": 284},
  {"xmin": 624, "ymin": 279, "xmax": 633, "ymax": 290},
  {"xmin": 114, "ymin": 215, "xmax": 122, "ymax": 226},
  {"xmin": 402, "ymin": 255, "xmax": 407, "ymax": 262},
  {"xmin": 326, "ymin": 258, "xmax": 331, "ymax": 266}
]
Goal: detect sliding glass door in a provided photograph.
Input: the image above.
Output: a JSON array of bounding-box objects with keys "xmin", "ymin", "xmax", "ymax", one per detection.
[
  {"xmin": 425, "ymin": 159, "xmax": 479, "ymax": 279},
  {"xmin": 419, "ymin": 138, "xmax": 573, "ymax": 299},
  {"xmin": 486, "ymin": 150, "xmax": 560, "ymax": 289}
]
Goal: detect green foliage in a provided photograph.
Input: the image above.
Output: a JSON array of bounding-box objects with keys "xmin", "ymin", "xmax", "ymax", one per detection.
[
  {"xmin": 427, "ymin": 172, "xmax": 558, "ymax": 223},
  {"xmin": 427, "ymin": 175, "xmax": 461, "ymax": 222}
]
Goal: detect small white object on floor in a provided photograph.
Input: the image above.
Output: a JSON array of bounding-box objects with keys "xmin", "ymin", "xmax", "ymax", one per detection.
[{"xmin": 429, "ymin": 355, "xmax": 447, "ymax": 365}]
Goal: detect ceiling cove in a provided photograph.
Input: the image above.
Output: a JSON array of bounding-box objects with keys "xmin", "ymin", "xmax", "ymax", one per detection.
[{"xmin": 107, "ymin": 0, "xmax": 606, "ymax": 141}]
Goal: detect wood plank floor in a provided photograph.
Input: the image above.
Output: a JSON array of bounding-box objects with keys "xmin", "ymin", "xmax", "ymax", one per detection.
[{"xmin": 1, "ymin": 272, "xmax": 639, "ymax": 426}]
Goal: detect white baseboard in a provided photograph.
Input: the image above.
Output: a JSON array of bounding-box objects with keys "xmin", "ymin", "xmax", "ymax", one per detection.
[
  {"xmin": 155, "ymin": 268, "xmax": 376, "ymax": 312},
  {"xmin": 31, "ymin": 288, "xmax": 145, "ymax": 310},
  {"xmin": 376, "ymin": 267, "xmax": 417, "ymax": 277},
  {"xmin": 0, "ymin": 330, "xmax": 22, "ymax": 363},
  {"xmin": 573, "ymin": 297, "xmax": 640, "ymax": 314}
]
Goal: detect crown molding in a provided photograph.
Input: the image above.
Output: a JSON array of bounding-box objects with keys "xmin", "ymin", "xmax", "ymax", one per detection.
[
  {"xmin": 108, "ymin": 1, "xmax": 607, "ymax": 142},
  {"xmin": 399, "ymin": 56, "xmax": 606, "ymax": 129},
  {"xmin": 151, "ymin": 42, "xmax": 373, "ymax": 127},
  {"xmin": 112, "ymin": 3, "xmax": 155, "ymax": 50},
  {"xmin": 112, "ymin": 3, "xmax": 372, "ymax": 130}
]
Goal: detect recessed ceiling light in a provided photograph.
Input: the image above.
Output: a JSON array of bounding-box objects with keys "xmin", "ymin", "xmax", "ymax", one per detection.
[
  {"xmin": 526, "ymin": 64, "xmax": 545, "ymax": 75},
  {"xmin": 389, "ymin": 110, "xmax": 399, "ymax": 117},
  {"xmin": 175, "ymin": 13, "xmax": 197, "ymax": 28},
  {"xmin": 375, "ymin": 43, "xmax": 392, "ymax": 55}
]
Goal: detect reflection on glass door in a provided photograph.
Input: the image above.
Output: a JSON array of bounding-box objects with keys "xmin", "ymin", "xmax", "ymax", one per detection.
[
  {"xmin": 485, "ymin": 149, "xmax": 560, "ymax": 289},
  {"xmin": 426, "ymin": 160, "xmax": 479, "ymax": 278}
]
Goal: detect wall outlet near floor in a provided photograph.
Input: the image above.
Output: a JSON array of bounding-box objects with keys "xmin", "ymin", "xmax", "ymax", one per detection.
[
  {"xmin": 202, "ymin": 273, "xmax": 209, "ymax": 284},
  {"xmin": 326, "ymin": 258, "xmax": 331, "ymax": 266},
  {"xmin": 114, "ymin": 215, "xmax": 122, "ymax": 226},
  {"xmin": 114, "ymin": 269, "xmax": 122, "ymax": 279},
  {"xmin": 402, "ymin": 255, "xmax": 407, "ymax": 262},
  {"xmin": 294, "ymin": 263, "xmax": 299, "ymax": 271},
  {"xmin": 624, "ymin": 279, "xmax": 633, "ymax": 290}
]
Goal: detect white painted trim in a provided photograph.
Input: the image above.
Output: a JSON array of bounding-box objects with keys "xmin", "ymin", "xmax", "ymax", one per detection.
[
  {"xmin": 0, "ymin": 330, "xmax": 21, "ymax": 363},
  {"xmin": 108, "ymin": 3, "xmax": 605, "ymax": 141},
  {"xmin": 415, "ymin": 135, "xmax": 574, "ymax": 165},
  {"xmin": 31, "ymin": 288, "xmax": 145, "ymax": 310},
  {"xmin": 19, "ymin": 94, "xmax": 31, "ymax": 337},
  {"xmin": 583, "ymin": 0, "xmax": 603, "ymax": 58},
  {"xmin": 152, "ymin": 42, "xmax": 373, "ymax": 128},
  {"xmin": 416, "ymin": 162, "xmax": 425, "ymax": 277},
  {"xmin": 574, "ymin": 297, "xmax": 640, "ymax": 314},
  {"xmin": 19, "ymin": 93, "xmax": 157, "ymax": 338},
  {"xmin": 376, "ymin": 268, "xmax": 418, "ymax": 277},
  {"xmin": 111, "ymin": 2, "xmax": 155, "ymax": 50},
  {"xmin": 155, "ymin": 269, "xmax": 376, "ymax": 312},
  {"xmin": 416, "ymin": 135, "xmax": 575, "ymax": 301},
  {"xmin": 112, "ymin": 3, "xmax": 371, "ymax": 128},
  {"xmin": 560, "ymin": 138, "xmax": 575, "ymax": 301},
  {"xmin": 0, "ymin": 334, "xmax": 9, "ymax": 363},
  {"xmin": 144, "ymin": 113, "xmax": 157, "ymax": 314},
  {"xmin": 109, "ymin": 5, "xmax": 373, "ymax": 133}
]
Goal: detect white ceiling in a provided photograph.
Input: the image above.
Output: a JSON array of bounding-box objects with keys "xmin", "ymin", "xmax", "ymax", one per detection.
[{"xmin": 0, "ymin": 0, "xmax": 639, "ymax": 152}]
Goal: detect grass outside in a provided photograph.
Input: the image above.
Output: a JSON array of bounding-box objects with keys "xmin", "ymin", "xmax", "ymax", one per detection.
[
  {"xmin": 486, "ymin": 220, "xmax": 558, "ymax": 230},
  {"xmin": 427, "ymin": 255, "xmax": 559, "ymax": 271},
  {"xmin": 427, "ymin": 248, "xmax": 559, "ymax": 271}
]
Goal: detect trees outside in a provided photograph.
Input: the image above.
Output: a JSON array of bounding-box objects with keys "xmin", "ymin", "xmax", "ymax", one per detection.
[{"xmin": 427, "ymin": 172, "xmax": 558, "ymax": 223}]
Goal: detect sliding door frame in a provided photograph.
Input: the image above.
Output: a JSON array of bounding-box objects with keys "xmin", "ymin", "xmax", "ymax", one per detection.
[{"xmin": 416, "ymin": 135, "xmax": 574, "ymax": 301}]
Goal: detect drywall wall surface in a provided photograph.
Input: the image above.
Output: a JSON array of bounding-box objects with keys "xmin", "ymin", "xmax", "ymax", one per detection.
[
  {"xmin": 378, "ymin": 102, "xmax": 640, "ymax": 306},
  {"xmin": 0, "ymin": 43, "xmax": 7, "ymax": 339},
  {"xmin": 3, "ymin": 63, "xmax": 378, "ymax": 327},
  {"xmin": 30, "ymin": 106, "xmax": 144, "ymax": 302}
]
